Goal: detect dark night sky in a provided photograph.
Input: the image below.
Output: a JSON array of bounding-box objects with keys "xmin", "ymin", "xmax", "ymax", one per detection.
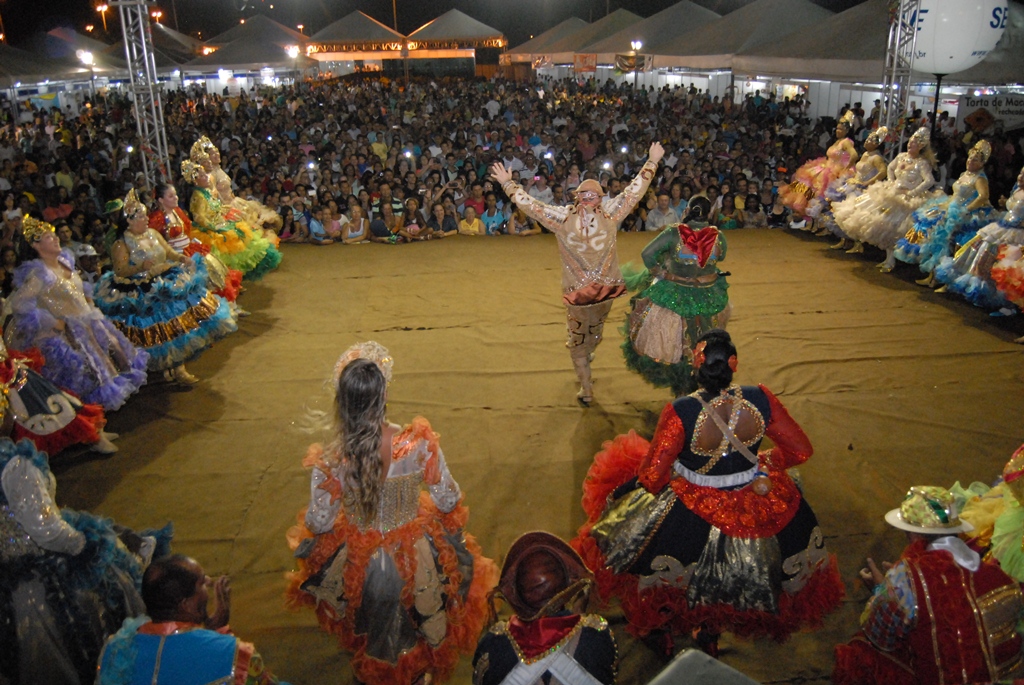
[{"xmin": 6, "ymin": 0, "xmax": 865, "ymax": 48}]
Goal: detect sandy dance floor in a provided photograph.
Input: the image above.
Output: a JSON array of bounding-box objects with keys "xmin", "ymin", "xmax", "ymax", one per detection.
[{"xmin": 54, "ymin": 228, "xmax": 1024, "ymax": 684}]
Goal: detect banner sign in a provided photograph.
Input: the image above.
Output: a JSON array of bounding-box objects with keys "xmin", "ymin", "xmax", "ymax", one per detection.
[
  {"xmin": 574, "ymin": 54, "xmax": 597, "ymax": 72},
  {"xmin": 958, "ymin": 94, "xmax": 1024, "ymax": 133}
]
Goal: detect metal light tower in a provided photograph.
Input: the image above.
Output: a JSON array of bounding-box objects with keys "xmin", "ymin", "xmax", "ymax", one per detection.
[
  {"xmin": 113, "ymin": 0, "xmax": 171, "ymax": 187},
  {"xmin": 880, "ymin": 0, "xmax": 923, "ymax": 155}
]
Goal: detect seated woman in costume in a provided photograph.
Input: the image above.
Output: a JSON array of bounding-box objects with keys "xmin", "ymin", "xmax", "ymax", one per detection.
[
  {"xmin": 779, "ymin": 111, "xmax": 858, "ymax": 223},
  {"xmin": 833, "ymin": 127, "xmax": 941, "ymax": 272},
  {"xmin": 823, "ymin": 127, "xmax": 889, "ymax": 252},
  {"xmin": 0, "ymin": 437, "xmax": 171, "ymax": 685},
  {"xmin": 574, "ymin": 329, "xmax": 843, "ymax": 657},
  {"xmin": 896, "ymin": 140, "xmax": 995, "ymax": 285},
  {"xmin": 286, "ymin": 342, "xmax": 498, "ymax": 685},
  {"xmin": 93, "ymin": 189, "xmax": 237, "ymax": 387},
  {"xmin": 195, "ymin": 136, "xmax": 283, "ymax": 239},
  {"xmin": 4, "ymin": 217, "xmax": 149, "ymax": 411},
  {"xmin": 623, "ymin": 205, "xmax": 730, "ymax": 397},
  {"xmin": 149, "ymin": 181, "xmax": 244, "ymax": 308},
  {"xmin": 183, "ymin": 157, "xmax": 282, "ymax": 280},
  {"xmin": 936, "ymin": 164, "xmax": 1024, "ymax": 314}
]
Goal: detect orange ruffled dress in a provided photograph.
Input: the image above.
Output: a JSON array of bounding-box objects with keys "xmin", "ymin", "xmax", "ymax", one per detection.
[{"xmin": 286, "ymin": 418, "xmax": 498, "ymax": 684}]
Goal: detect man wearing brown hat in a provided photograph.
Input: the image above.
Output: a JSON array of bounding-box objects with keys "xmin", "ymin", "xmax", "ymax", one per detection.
[
  {"xmin": 472, "ymin": 531, "xmax": 616, "ymax": 685},
  {"xmin": 833, "ymin": 486, "xmax": 1024, "ymax": 685},
  {"xmin": 491, "ymin": 142, "xmax": 663, "ymax": 405}
]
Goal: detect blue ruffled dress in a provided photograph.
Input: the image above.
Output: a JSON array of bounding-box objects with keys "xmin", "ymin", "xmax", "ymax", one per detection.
[
  {"xmin": 0, "ymin": 438, "xmax": 172, "ymax": 684},
  {"xmin": 92, "ymin": 229, "xmax": 237, "ymax": 373},
  {"xmin": 895, "ymin": 170, "xmax": 995, "ymax": 272},
  {"xmin": 4, "ymin": 258, "xmax": 149, "ymax": 411}
]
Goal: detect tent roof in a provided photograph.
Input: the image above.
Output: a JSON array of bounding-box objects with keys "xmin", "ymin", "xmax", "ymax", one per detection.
[
  {"xmin": 407, "ymin": 9, "xmax": 505, "ymax": 46},
  {"xmin": 151, "ymin": 23, "xmax": 205, "ymax": 56},
  {"xmin": 649, "ymin": 0, "xmax": 833, "ymax": 69},
  {"xmin": 183, "ymin": 35, "xmax": 314, "ymax": 71},
  {"xmin": 693, "ymin": 0, "xmax": 759, "ymax": 14},
  {"xmin": 506, "ymin": 17, "xmax": 590, "ymax": 55},
  {"xmin": 732, "ymin": 0, "xmax": 888, "ymax": 81},
  {"xmin": 312, "ymin": 11, "xmax": 404, "ymax": 43},
  {"xmin": 0, "ymin": 42, "xmax": 86, "ymax": 86},
  {"xmin": 948, "ymin": 1, "xmax": 1024, "ymax": 85},
  {"xmin": 206, "ymin": 14, "xmax": 305, "ymax": 47},
  {"xmin": 584, "ymin": 1, "xmax": 721, "ymax": 62},
  {"xmin": 731, "ymin": 0, "xmax": 1023, "ymax": 85},
  {"xmin": 21, "ymin": 28, "xmax": 126, "ymax": 74},
  {"xmin": 546, "ymin": 8, "xmax": 644, "ymax": 61}
]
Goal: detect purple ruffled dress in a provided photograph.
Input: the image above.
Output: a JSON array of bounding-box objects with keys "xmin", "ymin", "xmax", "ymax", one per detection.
[{"xmin": 4, "ymin": 259, "xmax": 148, "ymax": 411}]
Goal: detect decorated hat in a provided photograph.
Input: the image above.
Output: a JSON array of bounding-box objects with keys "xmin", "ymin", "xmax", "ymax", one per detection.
[
  {"xmin": 838, "ymin": 110, "xmax": 855, "ymax": 128},
  {"xmin": 1002, "ymin": 444, "xmax": 1024, "ymax": 505},
  {"xmin": 867, "ymin": 126, "xmax": 888, "ymax": 145},
  {"xmin": 969, "ymin": 139, "xmax": 993, "ymax": 165},
  {"xmin": 333, "ymin": 340, "xmax": 393, "ymax": 384},
  {"xmin": 574, "ymin": 179, "xmax": 605, "ymax": 198},
  {"xmin": 180, "ymin": 159, "xmax": 203, "ymax": 184},
  {"xmin": 22, "ymin": 216, "xmax": 56, "ymax": 242},
  {"xmin": 496, "ymin": 531, "xmax": 593, "ymax": 621},
  {"xmin": 909, "ymin": 126, "xmax": 931, "ymax": 147},
  {"xmin": 123, "ymin": 188, "xmax": 146, "ymax": 220},
  {"xmin": 884, "ymin": 485, "xmax": 974, "ymax": 534}
]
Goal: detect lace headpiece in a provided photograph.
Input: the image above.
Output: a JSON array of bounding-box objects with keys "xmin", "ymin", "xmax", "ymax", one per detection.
[
  {"xmin": 181, "ymin": 159, "xmax": 203, "ymax": 184},
  {"xmin": 22, "ymin": 216, "xmax": 56, "ymax": 242},
  {"xmin": 838, "ymin": 110, "xmax": 855, "ymax": 129},
  {"xmin": 123, "ymin": 188, "xmax": 146, "ymax": 220},
  {"xmin": 333, "ymin": 341, "xmax": 393, "ymax": 384},
  {"xmin": 866, "ymin": 126, "xmax": 888, "ymax": 145},
  {"xmin": 969, "ymin": 140, "xmax": 992, "ymax": 164}
]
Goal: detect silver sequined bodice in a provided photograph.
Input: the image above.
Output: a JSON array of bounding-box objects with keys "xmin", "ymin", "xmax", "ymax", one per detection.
[
  {"xmin": 38, "ymin": 267, "xmax": 91, "ymax": 319},
  {"xmin": 951, "ymin": 171, "xmax": 981, "ymax": 205},
  {"xmin": 1004, "ymin": 192, "xmax": 1024, "ymax": 228},
  {"xmin": 0, "ymin": 503, "xmax": 42, "ymax": 562},
  {"xmin": 893, "ymin": 154, "xmax": 932, "ymax": 192},
  {"xmin": 854, "ymin": 153, "xmax": 883, "ymax": 183},
  {"xmin": 123, "ymin": 229, "xmax": 166, "ymax": 266}
]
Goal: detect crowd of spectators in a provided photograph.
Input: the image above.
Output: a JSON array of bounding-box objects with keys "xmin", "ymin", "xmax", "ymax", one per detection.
[{"xmin": 1, "ymin": 72, "xmax": 1022, "ymax": 294}]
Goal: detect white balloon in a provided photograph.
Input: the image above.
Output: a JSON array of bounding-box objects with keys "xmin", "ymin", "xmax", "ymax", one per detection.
[{"xmin": 910, "ymin": 0, "xmax": 1009, "ymax": 75}]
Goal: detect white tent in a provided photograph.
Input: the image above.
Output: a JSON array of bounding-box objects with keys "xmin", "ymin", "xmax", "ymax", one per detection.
[
  {"xmin": 544, "ymin": 9, "xmax": 643, "ymax": 64},
  {"xmin": 584, "ymin": 1, "xmax": 721, "ymax": 65},
  {"xmin": 308, "ymin": 11, "xmax": 406, "ymax": 62},
  {"xmin": 185, "ymin": 15, "xmax": 313, "ymax": 72},
  {"xmin": 648, "ymin": 0, "xmax": 833, "ymax": 69},
  {"xmin": 504, "ymin": 17, "xmax": 589, "ymax": 64},
  {"xmin": 406, "ymin": 9, "xmax": 507, "ymax": 49}
]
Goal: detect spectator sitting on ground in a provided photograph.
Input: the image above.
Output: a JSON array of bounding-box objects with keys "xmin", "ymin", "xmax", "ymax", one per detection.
[
  {"xmin": 306, "ymin": 205, "xmax": 335, "ymax": 245},
  {"xmin": 427, "ymin": 201, "xmax": 458, "ymax": 238},
  {"xmin": 645, "ymin": 191, "xmax": 680, "ymax": 232},
  {"xmin": 97, "ymin": 554, "xmax": 290, "ymax": 685},
  {"xmin": 459, "ymin": 206, "xmax": 486, "ymax": 236}
]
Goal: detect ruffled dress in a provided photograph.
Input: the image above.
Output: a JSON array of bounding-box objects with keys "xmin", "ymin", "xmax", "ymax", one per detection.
[
  {"xmin": 814, "ymin": 152, "xmax": 886, "ymax": 238},
  {"xmin": 571, "ymin": 385, "xmax": 844, "ymax": 641},
  {"xmin": 189, "ymin": 188, "xmax": 282, "ymax": 280},
  {"xmin": 989, "ymin": 188, "xmax": 1024, "ymax": 308},
  {"xmin": 213, "ymin": 167, "xmax": 282, "ymax": 245},
  {"xmin": 92, "ymin": 229, "xmax": 237, "ymax": 373},
  {"xmin": 286, "ymin": 418, "xmax": 498, "ymax": 684},
  {"xmin": 779, "ymin": 141, "xmax": 855, "ymax": 216},
  {"xmin": 895, "ymin": 170, "xmax": 995, "ymax": 271},
  {"xmin": 4, "ymin": 259, "xmax": 148, "ymax": 411},
  {"xmin": 935, "ymin": 190, "xmax": 1023, "ymax": 308},
  {"xmin": 149, "ymin": 206, "xmax": 242, "ymax": 303},
  {"xmin": 833, "ymin": 153, "xmax": 940, "ymax": 250},
  {"xmin": 0, "ymin": 347, "xmax": 106, "ymax": 455},
  {"xmin": 0, "ymin": 438, "xmax": 171, "ymax": 685},
  {"xmin": 622, "ymin": 225, "xmax": 730, "ymax": 396}
]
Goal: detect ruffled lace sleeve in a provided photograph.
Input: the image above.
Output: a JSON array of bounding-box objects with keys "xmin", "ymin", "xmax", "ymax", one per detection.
[
  {"xmin": 605, "ymin": 160, "xmax": 658, "ymax": 222},
  {"xmin": 4, "ymin": 266, "xmax": 59, "ymax": 343},
  {"xmin": 302, "ymin": 444, "xmax": 341, "ymax": 534},
  {"xmin": 639, "ymin": 403, "xmax": 687, "ymax": 493},
  {"xmin": 427, "ymin": 444, "xmax": 461, "ymax": 513},
  {"xmin": 759, "ymin": 384, "xmax": 813, "ymax": 470},
  {"xmin": 399, "ymin": 417, "xmax": 462, "ymax": 513},
  {"xmin": 502, "ymin": 180, "xmax": 570, "ymax": 233},
  {"xmin": 1, "ymin": 456, "xmax": 85, "ymax": 554}
]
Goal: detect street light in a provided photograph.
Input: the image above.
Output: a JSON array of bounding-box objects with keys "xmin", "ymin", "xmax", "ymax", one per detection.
[
  {"xmin": 151, "ymin": 10, "xmax": 163, "ymax": 22},
  {"xmin": 97, "ymin": 4, "xmax": 109, "ymax": 32},
  {"xmin": 85, "ymin": 24, "xmax": 95, "ymax": 32},
  {"xmin": 296, "ymin": 24, "xmax": 304, "ymax": 34},
  {"xmin": 78, "ymin": 50, "xmax": 96, "ymax": 97},
  {"xmin": 631, "ymin": 40, "xmax": 643, "ymax": 90}
]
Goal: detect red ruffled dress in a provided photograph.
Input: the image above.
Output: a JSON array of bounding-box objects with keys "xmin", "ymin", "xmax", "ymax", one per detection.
[
  {"xmin": 0, "ymin": 347, "xmax": 106, "ymax": 455},
  {"xmin": 286, "ymin": 418, "xmax": 498, "ymax": 684},
  {"xmin": 572, "ymin": 384, "xmax": 843, "ymax": 641},
  {"xmin": 149, "ymin": 207, "xmax": 242, "ymax": 303}
]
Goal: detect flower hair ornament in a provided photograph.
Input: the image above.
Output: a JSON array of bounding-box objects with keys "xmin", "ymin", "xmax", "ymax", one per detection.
[
  {"xmin": 691, "ymin": 341, "xmax": 738, "ymax": 372},
  {"xmin": 333, "ymin": 341, "xmax": 394, "ymax": 385},
  {"xmin": 22, "ymin": 216, "xmax": 56, "ymax": 242}
]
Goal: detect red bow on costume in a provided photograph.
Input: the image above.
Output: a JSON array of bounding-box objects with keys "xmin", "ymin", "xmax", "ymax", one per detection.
[{"xmin": 677, "ymin": 224, "xmax": 719, "ymax": 268}]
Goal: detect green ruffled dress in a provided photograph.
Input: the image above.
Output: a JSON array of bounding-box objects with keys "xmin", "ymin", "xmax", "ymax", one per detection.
[{"xmin": 622, "ymin": 225, "xmax": 730, "ymax": 395}]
